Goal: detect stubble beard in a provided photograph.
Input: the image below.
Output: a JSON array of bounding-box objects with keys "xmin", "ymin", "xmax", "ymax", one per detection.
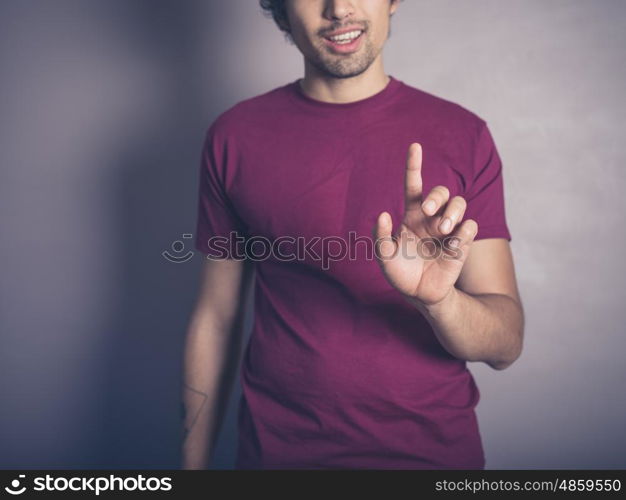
[{"xmin": 308, "ymin": 32, "xmax": 381, "ymax": 79}]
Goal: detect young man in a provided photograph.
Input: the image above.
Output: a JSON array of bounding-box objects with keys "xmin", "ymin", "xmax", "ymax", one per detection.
[{"xmin": 181, "ymin": 0, "xmax": 524, "ymax": 470}]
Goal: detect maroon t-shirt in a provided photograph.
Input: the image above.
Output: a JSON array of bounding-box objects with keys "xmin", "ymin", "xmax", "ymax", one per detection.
[{"xmin": 194, "ymin": 75, "xmax": 511, "ymax": 469}]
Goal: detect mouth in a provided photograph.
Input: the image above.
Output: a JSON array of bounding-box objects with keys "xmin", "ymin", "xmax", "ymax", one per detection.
[{"xmin": 322, "ymin": 29, "xmax": 364, "ymax": 54}]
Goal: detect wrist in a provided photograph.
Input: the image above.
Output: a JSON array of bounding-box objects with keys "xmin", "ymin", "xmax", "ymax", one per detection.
[{"xmin": 408, "ymin": 286, "xmax": 459, "ymax": 319}]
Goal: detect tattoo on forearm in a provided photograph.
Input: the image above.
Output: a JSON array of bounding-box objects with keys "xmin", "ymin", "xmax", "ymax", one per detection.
[{"xmin": 181, "ymin": 382, "xmax": 208, "ymax": 443}]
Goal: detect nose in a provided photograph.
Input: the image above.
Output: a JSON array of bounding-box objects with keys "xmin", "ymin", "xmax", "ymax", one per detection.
[{"xmin": 323, "ymin": 0, "xmax": 356, "ymax": 22}]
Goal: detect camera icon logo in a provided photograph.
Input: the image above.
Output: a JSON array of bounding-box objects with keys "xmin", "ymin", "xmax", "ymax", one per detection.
[
  {"xmin": 162, "ymin": 233, "xmax": 194, "ymax": 263},
  {"xmin": 5, "ymin": 474, "xmax": 27, "ymax": 495}
]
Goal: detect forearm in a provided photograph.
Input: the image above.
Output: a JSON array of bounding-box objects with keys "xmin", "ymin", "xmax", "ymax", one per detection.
[
  {"xmin": 180, "ymin": 315, "xmax": 244, "ymax": 469},
  {"xmin": 409, "ymin": 287, "xmax": 524, "ymax": 370}
]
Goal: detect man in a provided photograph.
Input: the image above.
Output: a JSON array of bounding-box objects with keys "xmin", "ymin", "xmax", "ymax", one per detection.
[{"xmin": 181, "ymin": 0, "xmax": 524, "ymax": 470}]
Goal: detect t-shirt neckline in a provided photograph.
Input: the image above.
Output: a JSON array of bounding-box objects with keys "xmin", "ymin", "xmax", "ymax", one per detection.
[{"xmin": 287, "ymin": 75, "xmax": 403, "ymax": 112}]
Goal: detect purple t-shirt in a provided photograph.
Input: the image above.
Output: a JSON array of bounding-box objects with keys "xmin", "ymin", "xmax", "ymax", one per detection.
[{"xmin": 194, "ymin": 75, "xmax": 511, "ymax": 469}]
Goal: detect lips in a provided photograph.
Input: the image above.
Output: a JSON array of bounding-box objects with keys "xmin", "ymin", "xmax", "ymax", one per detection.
[
  {"xmin": 324, "ymin": 24, "xmax": 365, "ymax": 36},
  {"xmin": 322, "ymin": 27, "xmax": 365, "ymax": 53},
  {"xmin": 325, "ymin": 29, "xmax": 363, "ymax": 44},
  {"xmin": 323, "ymin": 24, "xmax": 365, "ymax": 37}
]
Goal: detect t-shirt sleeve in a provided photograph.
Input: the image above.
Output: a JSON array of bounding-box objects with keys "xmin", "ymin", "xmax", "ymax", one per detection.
[
  {"xmin": 462, "ymin": 121, "xmax": 512, "ymax": 242},
  {"xmin": 194, "ymin": 123, "xmax": 248, "ymax": 259}
]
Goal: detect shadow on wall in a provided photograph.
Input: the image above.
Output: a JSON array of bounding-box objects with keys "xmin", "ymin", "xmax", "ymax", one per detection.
[
  {"xmin": 0, "ymin": 0, "xmax": 256, "ymax": 470},
  {"xmin": 94, "ymin": 1, "xmax": 246, "ymax": 469}
]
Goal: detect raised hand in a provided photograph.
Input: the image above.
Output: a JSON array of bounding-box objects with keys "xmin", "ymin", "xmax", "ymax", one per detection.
[{"xmin": 372, "ymin": 143, "xmax": 478, "ymax": 307}]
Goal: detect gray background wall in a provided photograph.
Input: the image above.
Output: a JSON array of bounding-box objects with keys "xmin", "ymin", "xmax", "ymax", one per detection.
[{"xmin": 1, "ymin": 0, "xmax": 624, "ymax": 469}]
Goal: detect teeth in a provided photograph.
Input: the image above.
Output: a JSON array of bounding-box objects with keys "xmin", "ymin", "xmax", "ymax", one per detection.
[{"xmin": 329, "ymin": 30, "xmax": 362, "ymax": 42}]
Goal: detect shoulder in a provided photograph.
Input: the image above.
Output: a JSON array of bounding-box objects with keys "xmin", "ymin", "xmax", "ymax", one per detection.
[
  {"xmin": 204, "ymin": 82, "xmax": 293, "ymax": 141},
  {"xmin": 394, "ymin": 80, "xmax": 499, "ymax": 193},
  {"xmin": 396, "ymin": 79, "xmax": 487, "ymax": 138}
]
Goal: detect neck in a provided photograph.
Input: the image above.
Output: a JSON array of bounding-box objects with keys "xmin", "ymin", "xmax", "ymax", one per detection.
[{"xmin": 299, "ymin": 57, "xmax": 389, "ymax": 104}]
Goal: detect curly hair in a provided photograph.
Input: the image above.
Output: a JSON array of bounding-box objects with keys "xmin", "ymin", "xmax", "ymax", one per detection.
[{"xmin": 259, "ymin": 0, "xmax": 290, "ymax": 34}]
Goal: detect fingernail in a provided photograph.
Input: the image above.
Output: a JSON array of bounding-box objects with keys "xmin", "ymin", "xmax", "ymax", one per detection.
[
  {"xmin": 440, "ymin": 218, "xmax": 451, "ymax": 233},
  {"xmin": 423, "ymin": 200, "xmax": 436, "ymax": 213}
]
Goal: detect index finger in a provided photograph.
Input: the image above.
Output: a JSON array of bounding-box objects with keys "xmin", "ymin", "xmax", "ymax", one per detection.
[{"xmin": 404, "ymin": 142, "xmax": 423, "ymax": 212}]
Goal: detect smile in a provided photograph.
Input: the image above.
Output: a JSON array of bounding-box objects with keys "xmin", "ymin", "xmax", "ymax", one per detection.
[
  {"xmin": 322, "ymin": 29, "xmax": 364, "ymax": 53},
  {"xmin": 326, "ymin": 30, "xmax": 363, "ymax": 44}
]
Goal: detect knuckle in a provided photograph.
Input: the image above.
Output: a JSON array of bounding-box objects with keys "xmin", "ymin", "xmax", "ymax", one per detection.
[
  {"xmin": 464, "ymin": 219, "xmax": 478, "ymax": 233},
  {"xmin": 431, "ymin": 185, "xmax": 448, "ymax": 199},
  {"xmin": 447, "ymin": 196, "xmax": 466, "ymax": 221},
  {"xmin": 437, "ymin": 185, "xmax": 450, "ymax": 199},
  {"xmin": 452, "ymin": 195, "xmax": 467, "ymax": 209}
]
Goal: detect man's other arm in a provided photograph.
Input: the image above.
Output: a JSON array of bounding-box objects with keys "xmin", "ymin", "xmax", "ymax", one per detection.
[{"xmin": 180, "ymin": 256, "xmax": 254, "ymax": 469}]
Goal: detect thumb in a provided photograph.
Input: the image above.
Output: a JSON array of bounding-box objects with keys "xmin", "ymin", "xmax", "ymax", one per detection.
[{"xmin": 373, "ymin": 211, "xmax": 397, "ymax": 261}]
